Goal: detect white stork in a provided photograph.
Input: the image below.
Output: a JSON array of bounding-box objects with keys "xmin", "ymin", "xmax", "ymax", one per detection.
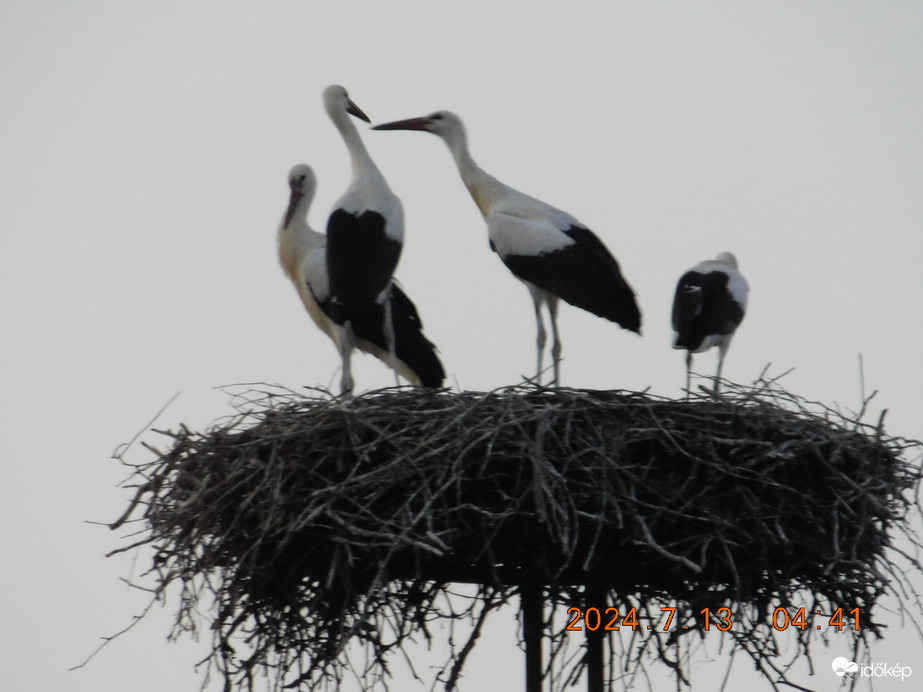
[
  {"xmin": 278, "ymin": 164, "xmax": 445, "ymax": 391},
  {"xmin": 372, "ymin": 111, "xmax": 641, "ymax": 386},
  {"xmin": 323, "ymin": 84, "xmax": 406, "ymax": 393},
  {"xmin": 671, "ymin": 252, "xmax": 749, "ymax": 393}
]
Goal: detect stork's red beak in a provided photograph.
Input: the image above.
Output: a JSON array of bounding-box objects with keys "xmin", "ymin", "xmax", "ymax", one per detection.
[
  {"xmin": 284, "ymin": 186, "xmax": 303, "ymax": 228},
  {"xmin": 372, "ymin": 117, "xmax": 430, "ymax": 131},
  {"xmin": 346, "ymin": 99, "xmax": 371, "ymax": 123}
]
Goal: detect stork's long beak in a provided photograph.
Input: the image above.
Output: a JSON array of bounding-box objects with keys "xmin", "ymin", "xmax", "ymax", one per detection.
[
  {"xmin": 346, "ymin": 98, "xmax": 371, "ymax": 123},
  {"xmin": 372, "ymin": 116, "xmax": 430, "ymax": 131},
  {"xmin": 284, "ymin": 187, "xmax": 303, "ymax": 228}
]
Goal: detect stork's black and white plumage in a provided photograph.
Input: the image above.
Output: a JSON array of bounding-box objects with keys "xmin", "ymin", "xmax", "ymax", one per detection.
[
  {"xmin": 671, "ymin": 252, "xmax": 749, "ymax": 393},
  {"xmin": 323, "ymin": 85, "xmax": 405, "ymax": 393},
  {"xmin": 278, "ymin": 164, "xmax": 445, "ymax": 391},
  {"xmin": 373, "ymin": 111, "xmax": 641, "ymax": 386}
]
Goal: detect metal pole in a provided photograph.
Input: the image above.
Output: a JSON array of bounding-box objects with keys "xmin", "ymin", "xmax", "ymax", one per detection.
[
  {"xmin": 585, "ymin": 583, "xmax": 605, "ymax": 692},
  {"xmin": 522, "ymin": 582, "xmax": 543, "ymax": 692}
]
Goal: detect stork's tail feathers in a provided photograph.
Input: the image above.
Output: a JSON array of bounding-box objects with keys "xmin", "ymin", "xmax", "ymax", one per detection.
[
  {"xmin": 348, "ymin": 285, "xmax": 446, "ymax": 388},
  {"xmin": 615, "ymin": 299, "xmax": 642, "ymax": 335},
  {"xmin": 387, "ymin": 285, "xmax": 446, "ymax": 387}
]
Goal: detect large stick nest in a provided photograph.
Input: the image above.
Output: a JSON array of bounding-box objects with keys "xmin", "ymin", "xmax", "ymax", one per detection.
[{"xmin": 111, "ymin": 377, "xmax": 922, "ymax": 691}]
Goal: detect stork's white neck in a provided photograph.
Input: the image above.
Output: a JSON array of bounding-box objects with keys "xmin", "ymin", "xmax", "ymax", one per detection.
[
  {"xmin": 328, "ymin": 107, "xmax": 383, "ymax": 186},
  {"xmin": 278, "ymin": 199, "xmax": 323, "ymax": 281},
  {"xmin": 439, "ymin": 127, "xmax": 505, "ymax": 220}
]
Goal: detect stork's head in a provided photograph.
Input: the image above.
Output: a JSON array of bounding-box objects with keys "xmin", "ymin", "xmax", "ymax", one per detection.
[
  {"xmin": 284, "ymin": 163, "xmax": 317, "ymax": 227},
  {"xmin": 322, "ymin": 84, "xmax": 371, "ymax": 123},
  {"xmin": 715, "ymin": 252, "xmax": 738, "ymax": 269},
  {"xmin": 372, "ymin": 110, "xmax": 465, "ymax": 142}
]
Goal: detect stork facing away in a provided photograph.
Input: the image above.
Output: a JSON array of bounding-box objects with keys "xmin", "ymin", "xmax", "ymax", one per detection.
[
  {"xmin": 278, "ymin": 164, "xmax": 445, "ymax": 391},
  {"xmin": 671, "ymin": 252, "xmax": 748, "ymax": 394},
  {"xmin": 323, "ymin": 84, "xmax": 405, "ymax": 393},
  {"xmin": 373, "ymin": 111, "xmax": 641, "ymax": 386}
]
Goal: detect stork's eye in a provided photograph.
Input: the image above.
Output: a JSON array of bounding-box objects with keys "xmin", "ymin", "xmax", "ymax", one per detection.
[{"xmin": 431, "ymin": 113, "xmax": 445, "ymax": 121}]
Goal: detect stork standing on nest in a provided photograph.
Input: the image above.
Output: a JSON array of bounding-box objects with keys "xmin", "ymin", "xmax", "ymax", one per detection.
[
  {"xmin": 323, "ymin": 84, "xmax": 405, "ymax": 393},
  {"xmin": 373, "ymin": 111, "xmax": 641, "ymax": 386},
  {"xmin": 671, "ymin": 252, "xmax": 749, "ymax": 393},
  {"xmin": 278, "ymin": 164, "xmax": 445, "ymax": 391}
]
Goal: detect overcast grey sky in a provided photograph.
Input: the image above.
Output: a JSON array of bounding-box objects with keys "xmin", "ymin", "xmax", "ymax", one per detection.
[{"xmin": 2, "ymin": 2, "xmax": 922, "ymax": 690}]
